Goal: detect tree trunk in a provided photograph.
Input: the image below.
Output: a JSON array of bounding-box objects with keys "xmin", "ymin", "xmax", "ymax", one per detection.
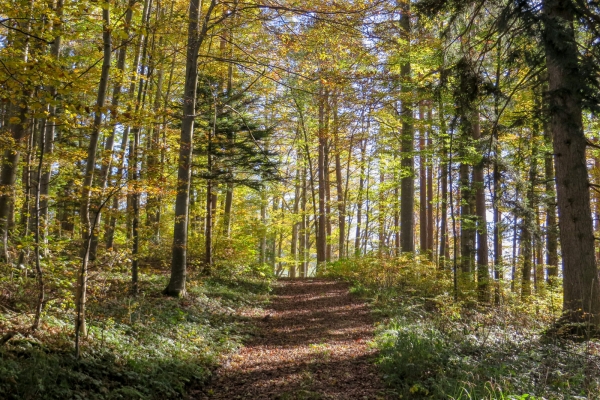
[
  {"xmin": 317, "ymin": 87, "xmax": 328, "ymax": 265},
  {"xmin": 492, "ymin": 39, "xmax": 503, "ymax": 304},
  {"xmin": 473, "ymin": 112, "xmax": 489, "ymax": 302},
  {"xmin": 259, "ymin": 193, "xmax": 267, "ymax": 265},
  {"xmin": 399, "ymin": 0, "xmax": 414, "ymax": 253},
  {"xmin": 355, "ymin": 136, "xmax": 368, "ymax": 256},
  {"xmin": 146, "ymin": 34, "xmax": 166, "ymax": 242},
  {"xmin": 459, "ymin": 161, "xmax": 474, "ymax": 274},
  {"xmin": 426, "ymin": 106, "xmax": 434, "ymax": 258},
  {"xmin": 164, "ymin": 0, "xmax": 206, "ymax": 296},
  {"xmin": 300, "ymin": 162, "xmax": 308, "ymax": 277},
  {"xmin": 439, "ymin": 96, "xmax": 449, "ymax": 269},
  {"xmin": 543, "ymin": 0, "xmax": 600, "ymax": 325},
  {"xmin": 76, "ymin": 6, "xmax": 111, "ymax": 337},
  {"xmin": 18, "ymin": 125, "xmax": 34, "ymax": 268},
  {"xmin": 544, "ymin": 129, "xmax": 559, "ymax": 280},
  {"xmin": 493, "ymin": 138, "xmax": 503, "ymax": 303},
  {"xmin": 131, "ymin": 136, "xmax": 140, "ymax": 295},
  {"xmin": 419, "ymin": 103, "xmax": 427, "ymax": 254},
  {"xmin": 333, "ymin": 98, "xmax": 345, "ymax": 259},
  {"xmin": 40, "ymin": 0, "xmax": 63, "ymax": 248},
  {"xmin": 0, "ymin": 0, "xmax": 34, "ymax": 261},
  {"xmin": 378, "ymin": 165, "xmax": 385, "ymax": 256},
  {"xmin": 291, "ymin": 160, "xmax": 300, "ymax": 278},
  {"xmin": 521, "ymin": 152, "xmax": 537, "ymax": 299}
]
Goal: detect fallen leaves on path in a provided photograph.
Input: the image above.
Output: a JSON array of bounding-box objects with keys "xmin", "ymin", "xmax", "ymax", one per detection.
[{"xmin": 197, "ymin": 279, "xmax": 390, "ymax": 399}]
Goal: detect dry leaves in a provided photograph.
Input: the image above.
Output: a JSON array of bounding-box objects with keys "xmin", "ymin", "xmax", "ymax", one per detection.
[{"xmin": 197, "ymin": 279, "xmax": 390, "ymax": 400}]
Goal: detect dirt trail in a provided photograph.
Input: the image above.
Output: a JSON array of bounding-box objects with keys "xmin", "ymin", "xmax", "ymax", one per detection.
[{"xmin": 199, "ymin": 279, "xmax": 390, "ymax": 399}]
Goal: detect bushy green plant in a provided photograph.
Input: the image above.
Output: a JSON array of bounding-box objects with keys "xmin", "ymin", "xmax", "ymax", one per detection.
[
  {"xmin": 327, "ymin": 256, "xmax": 599, "ymax": 399},
  {"xmin": 0, "ymin": 270, "xmax": 271, "ymax": 399}
]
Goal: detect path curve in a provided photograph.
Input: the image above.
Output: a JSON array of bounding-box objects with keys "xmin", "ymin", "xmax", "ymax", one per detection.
[{"xmin": 199, "ymin": 279, "xmax": 389, "ymax": 399}]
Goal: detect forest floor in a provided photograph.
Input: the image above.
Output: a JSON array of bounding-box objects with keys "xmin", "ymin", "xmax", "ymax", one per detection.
[{"xmin": 195, "ymin": 279, "xmax": 391, "ymax": 400}]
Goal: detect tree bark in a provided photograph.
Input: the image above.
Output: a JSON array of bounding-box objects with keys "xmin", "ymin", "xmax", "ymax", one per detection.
[
  {"xmin": 317, "ymin": 87, "xmax": 328, "ymax": 265},
  {"xmin": 0, "ymin": 1, "xmax": 34, "ymax": 261},
  {"xmin": 521, "ymin": 149, "xmax": 537, "ymax": 299},
  {"xmin": 459, "ymin": 161, "xmax": 474, "ymax": 274},
  {"xmin": 419, "ymin": 104, "xmax": 427, "ymax": 254},
  {"xmin": 76, "ymin": 4, "xmax": 112, "ymax": 338},
  {"xmin": 426, "ymin": 106, "xmax": 434, "ymax": 258},
  {"xmin": 164, "ymin": 0, "xmax": 207, "ymax": 296},
  {"xmin": 544, "ymin": 129, "xmax": 559, "ymax": 280},
  {"xmin": 355, "ymin": 133, "xmax": 368, "ymax": 256},
  {"xmin": 40, "ymin": 0, "xmax": 63, "ymax": 249},
  {"xmin": 473, "ymin": 113, "xmax": 489, "ymax": 302},
  {"xmin": 439, "ymin": 94, "xmax": 449, "ymax": 269},
  {"xmin": 291, "ymin": 157, "xmax": 300, "ymax": 278},
  {"xmin": 543, "ymin": 0, "xmax": 600, "ymax": 325},
  {"xmin": 399, "ymin": 0, "xmax": 414, "ymax": 253},
  {"xmin": 333, "ymin": 97, "xmax": 345, "ymax": 259}
]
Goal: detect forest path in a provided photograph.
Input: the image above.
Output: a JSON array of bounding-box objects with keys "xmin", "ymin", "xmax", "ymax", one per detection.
[{"xmin": 198, "ymin": 279, "xmax": 390, "ymax": 399}]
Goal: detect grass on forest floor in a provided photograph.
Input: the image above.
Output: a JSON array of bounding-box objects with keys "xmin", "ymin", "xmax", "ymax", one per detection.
[
  {"xmin": 321, "ymin": 257, "xmax": 600, "ymax": 400},
  {"xmin": 0, "ymin": 265, "xmax": 271, "ymax": 400}
]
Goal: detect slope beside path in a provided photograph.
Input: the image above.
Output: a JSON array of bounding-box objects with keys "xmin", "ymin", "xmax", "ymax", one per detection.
[{"xmin": 197, "ymin": 279, "xmax": 390, "ymax": 399}]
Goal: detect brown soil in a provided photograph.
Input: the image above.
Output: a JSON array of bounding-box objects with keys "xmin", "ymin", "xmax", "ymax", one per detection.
[{"xmin": 197, "ymin": 279, "xmax": 390, "ymax": 400}]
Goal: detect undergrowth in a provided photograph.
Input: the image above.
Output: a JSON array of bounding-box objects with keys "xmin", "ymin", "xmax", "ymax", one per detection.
[
  {"xmin": 322, "ymin": 256, "xmax": 600, "ymax": 399},
  {"xmin": 0, "ymin": 258, "xmax": 272, "ymax": 399}
]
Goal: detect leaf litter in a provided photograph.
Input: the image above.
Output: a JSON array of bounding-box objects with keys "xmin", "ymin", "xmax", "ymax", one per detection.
[{"xmin": 196, "ymin": 279, "xmax": 391, "ymax": 399}]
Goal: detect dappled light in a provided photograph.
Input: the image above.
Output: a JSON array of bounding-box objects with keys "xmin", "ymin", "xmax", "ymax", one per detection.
[{"xmin": 199, "ymin": 280, "xmax": 390, "ymax": 399}]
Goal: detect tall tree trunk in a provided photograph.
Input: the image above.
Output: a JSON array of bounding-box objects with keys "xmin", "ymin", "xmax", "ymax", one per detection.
[
  {"xmin": 0, "ymin": 0, "xmax": 34, "ymax": 261},
  {"xmin": 511, "ymin": 199, "xmax": 519, "ymax": 292},
  {"xmin": 300, "ymin": 162, "xmax": 308, "ymax": 277},
  {"xmin": 439, "ymin": 95, "xmax": 449, "ymax": 269},
  {"xmin": 95, "ymin": 0, "xmax": 136, "ymax": 247},
  {"xmin": 317, "ymin": 87, "xmax": 328, "ymax": 265},
  {"xmin": 493, "ymin": 138, "xmax": 503, "ymax": 303},
  {"xmin": 355, "ymin": 134, "xmax": 368, "ymax": 256},
  {"xmin": 259, "ymin": 193, "xmax": 267, "ymax": 265},
  {"xmin": 459, "ymin": 161, "xmax": 474, "ymax": 274},
  {"xmin": 164, "ymin": 0, "xmax": 211, "ymax": 296},
  {"xmin": 521, "ymin": 149, "xmax": 537, "ymax": 299},
  {"xmin": 291, "ymin": 158, "xmax": 300, "ymax": 278},
  {"xmin": 492, "ymin": 39, "xmax": 503, "ymax": 304},
  {"xmin": 378, "ymin": 165, "xmax": 385, "ymax": 256},
  {"xmin": 544, "ymin": 129, "xmax": 559, "ymax": 280},
  {"xmin": 363, "ymin": 155, "xmax": 373, "ymax": 254},
  {"xmin": 18, "ymin": 124, "xmax": 34, "ymax": 268},
  {"xmin": 221, "ymin": 23, "xmax": 235, "ymax": 238},
  {"xmin": 131, "ymin": 136, "xmax": 140, "ymax": 295},
  {"xmin": 535, "ymin": 203, "xmax": 545, "ymax": 294},
  {"xmin": 419, "ymin": 103, "xmax": 427, "ymax": 254},
  {"xmin": 76, "ymin": 4, "xmax": 111, "ymax": 340},
  {"xmin": 399, "ymin": 0, "xmax": 414, "ymax": 253},
  {"xmin": 40, "ymin": 0, "xmax": 63, "ymax": 249},
  {"xmin": 473, "ymin": 112, "xmax": 489, "ymax": 301},
  {"xmin": 458, "ymin": 65, "xmax": 477, "ymax": 276},
  {"xmin": 543, "ymin": 0, "xmax": 600, "ymax": 325},
  {"xmin": 325, "ymin": 151, "xmax": 332, "ymax": 262},
  {"xmin": 426, "ymin": 105, "xmax": 434, "ymax": 258},
  {"xmin": 146, "ymin": 33, "xmax": 166, "ymax": 242},
  {"xmin": 105, "ymin": 0, "xmax": 146, "ymax": 250},
  {"xmin": 32, "ymin": 118, "xmax": 46, "ymax": 331},
  {"xmin": 271, "ymin": 197, "xmax": 279, "ymax": 273},
  {"xmin": 333, "ymin": 97, "xmax": 345, "ymax": 259}
]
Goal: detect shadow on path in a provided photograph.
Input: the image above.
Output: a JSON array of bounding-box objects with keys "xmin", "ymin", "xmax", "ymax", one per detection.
[{"xmin": 196, "ymin": 279, "xmax": 390, "ymax": 400}]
